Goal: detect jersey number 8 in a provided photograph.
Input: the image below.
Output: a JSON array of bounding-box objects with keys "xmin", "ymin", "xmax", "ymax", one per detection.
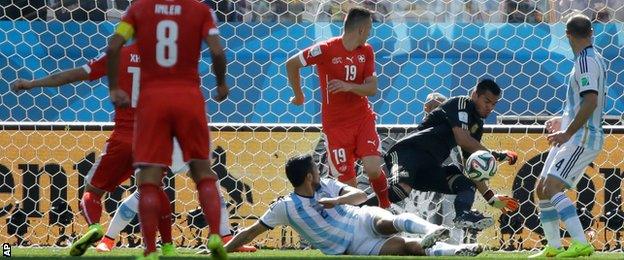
[{"xmin": 156, "ymin": 20, "xmax": 178, "ymax": 67}]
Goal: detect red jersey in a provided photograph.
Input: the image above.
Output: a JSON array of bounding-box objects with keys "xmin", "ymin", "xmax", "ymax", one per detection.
[
  {"xmin": 299, "ymin": 37, "xmax": 377, "ymax": 127},
  {"xmin": 120, "ymin": 0, "xmax": 219, "ymax": 90},
  {"xmin": 84, "ymin": 44, "xmax": 141, "ymax": 140}
]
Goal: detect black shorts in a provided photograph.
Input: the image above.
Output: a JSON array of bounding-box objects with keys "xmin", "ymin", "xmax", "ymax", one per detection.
[{"xmin": 384, "ymin": 147, "xmax": 463, "ymax": 194}]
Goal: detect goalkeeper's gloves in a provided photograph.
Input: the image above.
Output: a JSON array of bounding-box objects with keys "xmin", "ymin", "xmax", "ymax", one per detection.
[
  {"xmin": 491, "ymin": 150, "xmax": 518, "ymax": 165},
  {"xmin": 483, "ymin": 189, "xmax": 519, "ymax": 214}
]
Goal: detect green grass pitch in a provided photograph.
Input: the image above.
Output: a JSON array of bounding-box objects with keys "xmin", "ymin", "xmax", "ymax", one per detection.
[{"xmin": 8, "ymin": 247, "xmax": 624, "ymax": 259}]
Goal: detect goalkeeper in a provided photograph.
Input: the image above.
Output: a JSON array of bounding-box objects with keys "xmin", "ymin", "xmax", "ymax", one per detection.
[
  {"xmin": 383, "ymin": 79, "xmax": 519, "ymax": 230},
  {"xmin": 225, "ymin": 154, "xmax": 484, "ymax": 256}
]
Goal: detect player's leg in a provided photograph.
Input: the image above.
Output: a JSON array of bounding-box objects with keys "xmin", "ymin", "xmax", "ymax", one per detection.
[
  {"xmin": 356, "ymin": 119, "xmax": 390, "ymax": 208},
  {"xmin": 172, "ymin": 93, "xmax": 225, "ymax": 258},
  {"xmin": 322, "ymin": 131, "xmax": 357, "ymax": 186},
  {"xmin": 384, "ymin": 148, "xmax": 416, "ymax": 204},
  {"xmin": 96, "ymin": 190, "xmax": 139, "ymax": 252},
  {"xmin": 442, "ymin": 166, "xmax": 493, "ymax": 230},
  {"xmin": 133, "ymin": 95, "xmax": 175, "ymax": 257},
  {"xmin": 71, "ymin": 138, "xmax": 134, "ymax": 256},
  {"xmin": 370, "ymin": 206, "xmax": 449, "ymax": 249},
  {"xmin": 535, "ymin": 145, "xmax": 599, "ymax": 257},
  {"xmin": 529, "ymin": 147, "xmax": 565, "ymax": 258}
]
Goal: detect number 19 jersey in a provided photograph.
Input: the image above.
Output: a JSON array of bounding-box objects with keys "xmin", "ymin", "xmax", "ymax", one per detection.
[
  {"xmin": 119, "ymin": 0, "xmax": 219, "ymax": 89},
  {"xmin": 298, "ymin": 37, "xmax": 377, "ymax": 127}
]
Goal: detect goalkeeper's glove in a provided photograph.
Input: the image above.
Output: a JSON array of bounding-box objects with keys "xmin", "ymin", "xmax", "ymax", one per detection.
[
  {"xmin": 491, "ymin": 150, "xmax": 518, "ymax": 165},
  {"xmin": 483, "ymin": 189, "xmax": 519, "ymax": 214}
]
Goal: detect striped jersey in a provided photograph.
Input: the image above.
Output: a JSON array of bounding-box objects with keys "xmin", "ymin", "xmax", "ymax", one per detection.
[
  {"xmin": 562, "ymin": 46, "xmax": 607, "ymax": 150},
  {"xmin": 259, "ymin": 178, "xmax": 361, "ymax": 255}
]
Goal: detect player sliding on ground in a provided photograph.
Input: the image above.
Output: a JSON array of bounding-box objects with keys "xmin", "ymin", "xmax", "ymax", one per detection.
[
  {"xmin": 286, "ymin": 7, "xmax": 391, "ymax": 208},
  {"xmin": 530, "ymin": 14, "xmax": 606, "ymax": 258},
  {"xmin": 224, "ymin": 154, "xmax": 484, "ymax": 256},
  {"xmin": 383, "ymin": 79, "xmax": 520, "ymax": 231}
]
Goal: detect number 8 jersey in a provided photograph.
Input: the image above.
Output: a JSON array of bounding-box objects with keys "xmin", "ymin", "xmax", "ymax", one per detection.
[
  {"xmin": 117, "ymin": 0, "xmax": 219, "ymax": 90},
  {"xmin": 299, "ymin": 37, "xmax": 377, "ymax": 126}
]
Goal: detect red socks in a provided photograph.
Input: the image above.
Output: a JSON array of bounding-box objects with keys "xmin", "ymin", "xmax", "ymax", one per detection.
[
  {"xmin": 80, "ymin": 191, "xmax": 102, "ymax": 225},
  {"xmin": 158, "ymin": 189, "xmax": 172, "ymax": 244},
  {"xmin": 370, "ymin": 169, "xmax": 391, "ymax": 208},
  {"xmin": 196, "ymin": 178, "xmax": 221, "ymax": 235},
  {"xmin": 138, "ymin": 183, "xmax": 161, "ymax": 255}
]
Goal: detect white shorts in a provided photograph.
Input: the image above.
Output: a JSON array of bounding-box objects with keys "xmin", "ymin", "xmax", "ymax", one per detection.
[
  {"xmin": 540, "ymin": 144, "xmax": 600, "ymax": 188},
  {"xmin": 346, "ymin": 206, "xmax": 395, "ymax": 255}
]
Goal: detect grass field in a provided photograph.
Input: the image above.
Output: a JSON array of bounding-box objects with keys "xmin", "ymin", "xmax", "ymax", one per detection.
[{"xmin": 7, "ymin": 247, "xmax": 624, "ymax": 259}]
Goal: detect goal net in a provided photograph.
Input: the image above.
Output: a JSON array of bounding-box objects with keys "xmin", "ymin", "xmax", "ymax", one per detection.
[{"xmin": 1, "ymin": 0, "xmax": 623, "ymax": 251}]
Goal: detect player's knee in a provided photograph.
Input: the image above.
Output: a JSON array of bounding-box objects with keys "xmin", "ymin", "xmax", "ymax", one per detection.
[
  {"xmin": 540, "ymin": 176, "xmax": 566, "ymax": 198},
  {"xmin": 449, "ymin": 175, "xmax": 475, "ymax": 194},
  {"xmin": 84, "ymin": 184, "xmax": 106, "ymax": 197},
  {"xmin": 379, "ymin": 237, "xmax": 407, "ymax": 255}
]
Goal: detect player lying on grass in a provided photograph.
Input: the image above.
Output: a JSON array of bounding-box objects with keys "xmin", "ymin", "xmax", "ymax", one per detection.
[{"xmin": 224, "ymin": 154, "xmax": 483, "ymax": 256}]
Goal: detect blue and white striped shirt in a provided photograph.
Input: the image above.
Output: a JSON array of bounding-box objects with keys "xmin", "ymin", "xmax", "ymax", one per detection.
[
  {"xmin": 561, "ymin": 46, "xmax": 607, "ymax": 150},
  {"xmin": 259, "ymin": 178, "xmax": 361, "ymax": 255}
]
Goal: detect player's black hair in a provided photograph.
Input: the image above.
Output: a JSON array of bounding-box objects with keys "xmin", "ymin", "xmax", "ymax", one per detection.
[
  {"xmin": 566, "ymin": 14, "xmax": 592, "ymax": 38},
  {"xmin": 344, "ymin": 7, "xmax": 372, "ymax": 32},
  {"xmin": 475, "ymin": 79, "xmax": 501, "ymax": 96},
  {"xmin": 285, "ymin": 154, "xmax": 315, "ymax": 187}
]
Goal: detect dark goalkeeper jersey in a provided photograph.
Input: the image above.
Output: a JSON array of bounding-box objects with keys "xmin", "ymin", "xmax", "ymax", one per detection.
[{"xmin": 389, "ymin": 96, "xmax": 484, "ymax": 164}]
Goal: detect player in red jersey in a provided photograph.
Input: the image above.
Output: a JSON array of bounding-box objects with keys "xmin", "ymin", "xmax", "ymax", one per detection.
[
  {"xmin": 11, "ymin": 44, "xmax": 141, "ymax": 256},
  {"xmin": 106, "ymin": 0, "xmax": 228, "ymax": 258},
  {"xmin": 285, "ymin": 7, "xmax": 391, "ymax": 208}
]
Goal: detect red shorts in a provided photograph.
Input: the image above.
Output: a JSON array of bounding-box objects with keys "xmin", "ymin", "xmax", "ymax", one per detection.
[
  {"xmin": 86, "ymin": 136, "xmax": 134, "ymax": 192},
  {"xmin": 134, "ymin": 88, "xmax": 210, "ymax": 167},
  {"xmin": 323, "ymin": 118, "xmax": 381, "ymax": 182}
]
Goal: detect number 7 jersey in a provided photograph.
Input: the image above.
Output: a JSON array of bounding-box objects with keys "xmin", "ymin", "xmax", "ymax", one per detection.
[
  {"xmin": 118, "ymin": 0, "xmax": 219, "ymax": 89},
  {"xmin": 299, "ymin": 37, "xmax": 377, "ymax": 126},
  {"xmin": 83, "ymin": 44, "xmax": 140, "ymax": 141}
]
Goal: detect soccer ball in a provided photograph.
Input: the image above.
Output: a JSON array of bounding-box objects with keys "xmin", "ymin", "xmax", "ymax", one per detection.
[{"xmin": 464, "ymin": 150, "xmax": 498, "ymax": 181}]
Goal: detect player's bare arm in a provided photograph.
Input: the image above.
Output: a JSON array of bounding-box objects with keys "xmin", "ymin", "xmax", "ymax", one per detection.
[
  {"xmin": 204, "ymin": 34, "xmax": 228, "ymax": 102},
  {"xmin": 11, "ymin": 68, "xmax": 89, "ymax": 92},
  {"xmin": 327, "ymin": 75, "xmax": 377, "ymax": 96},
  {"xmin": 452, "ymin": 127, "xmax": 518, "ymax": 165},
  {"xmin": 452, "ymin": 127, "xmax": 487, "ymax": 154},
  {"xmin": 545, "ymin": 116, "xmax": 562, "ymax": 133},
  {"xmin": 318, "ymin": 185, "xmax": 367, "ymax": 208},
  {"xmin": 224, "ymin": 221, "xmax": 268, "ymax": 253},
  {"xmin": 285, "ymin": 55, "xmax": 305, "ymax": 105},
  {"xmin": 548, "ymin": 92, "xmax": 598, "ymax": 146},
  {"xmin": 106, "ymin": 34, "xmax": 130, "ymax": 107}
]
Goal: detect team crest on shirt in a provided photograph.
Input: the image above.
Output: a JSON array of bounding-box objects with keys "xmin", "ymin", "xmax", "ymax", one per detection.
[
  {"xmin": 458, "ymin": 111, "xmax": 468, "ymax": 124},
  {"xmin": 309, "ymin": 44, "xmax": 322, "ymax": 58},
  {"xmin": 470, "ymin": 124, "xmax": 479, "ymax": 134},
  {"xmin": 357, "ymin": 54, "xmax": 365, "ymax": 63},
  {"xmin": 580, "ymin": 75, "xmax": 590, "ymax": 87},
  {"xmin": 332, "ymin": 57, "xmax": 342, "ymax": 64}
]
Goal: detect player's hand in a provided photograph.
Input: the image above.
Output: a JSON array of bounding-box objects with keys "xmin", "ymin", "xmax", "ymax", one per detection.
[
  {"xmin": 491, "ymin": 150, "xmax": 518, "ymax": 165},
  {"xmin": 290, "ymin": 93, "xmax": 304, "ymax": 106},
  {"xmin": 488, "ymin": 194, "xmax": 519, "ymax": 214},
  {"xmin": 318, "ymin": 197, "xmax": 340, "ymax": 208},
  {"xmin": 327, "ymin": 79, "xmax": 354, "ymax": 93},
  {"xmin": 11, "ymin": 79, "xmax": 33, "ymax": 92},
  {"xmin": 109, "ymin": 88, "xmax": 130, "ymax": 107},
  {"xmin": 547, "ymin": 130, "xmax": 571, "ymax": 147},
  {"xmin": 545, "ymin": 117, "xmax": 562, "ymax": 133},
  {"xmin": 214, "ymin": 84, "xmax": 229, "ymax": 102}
]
